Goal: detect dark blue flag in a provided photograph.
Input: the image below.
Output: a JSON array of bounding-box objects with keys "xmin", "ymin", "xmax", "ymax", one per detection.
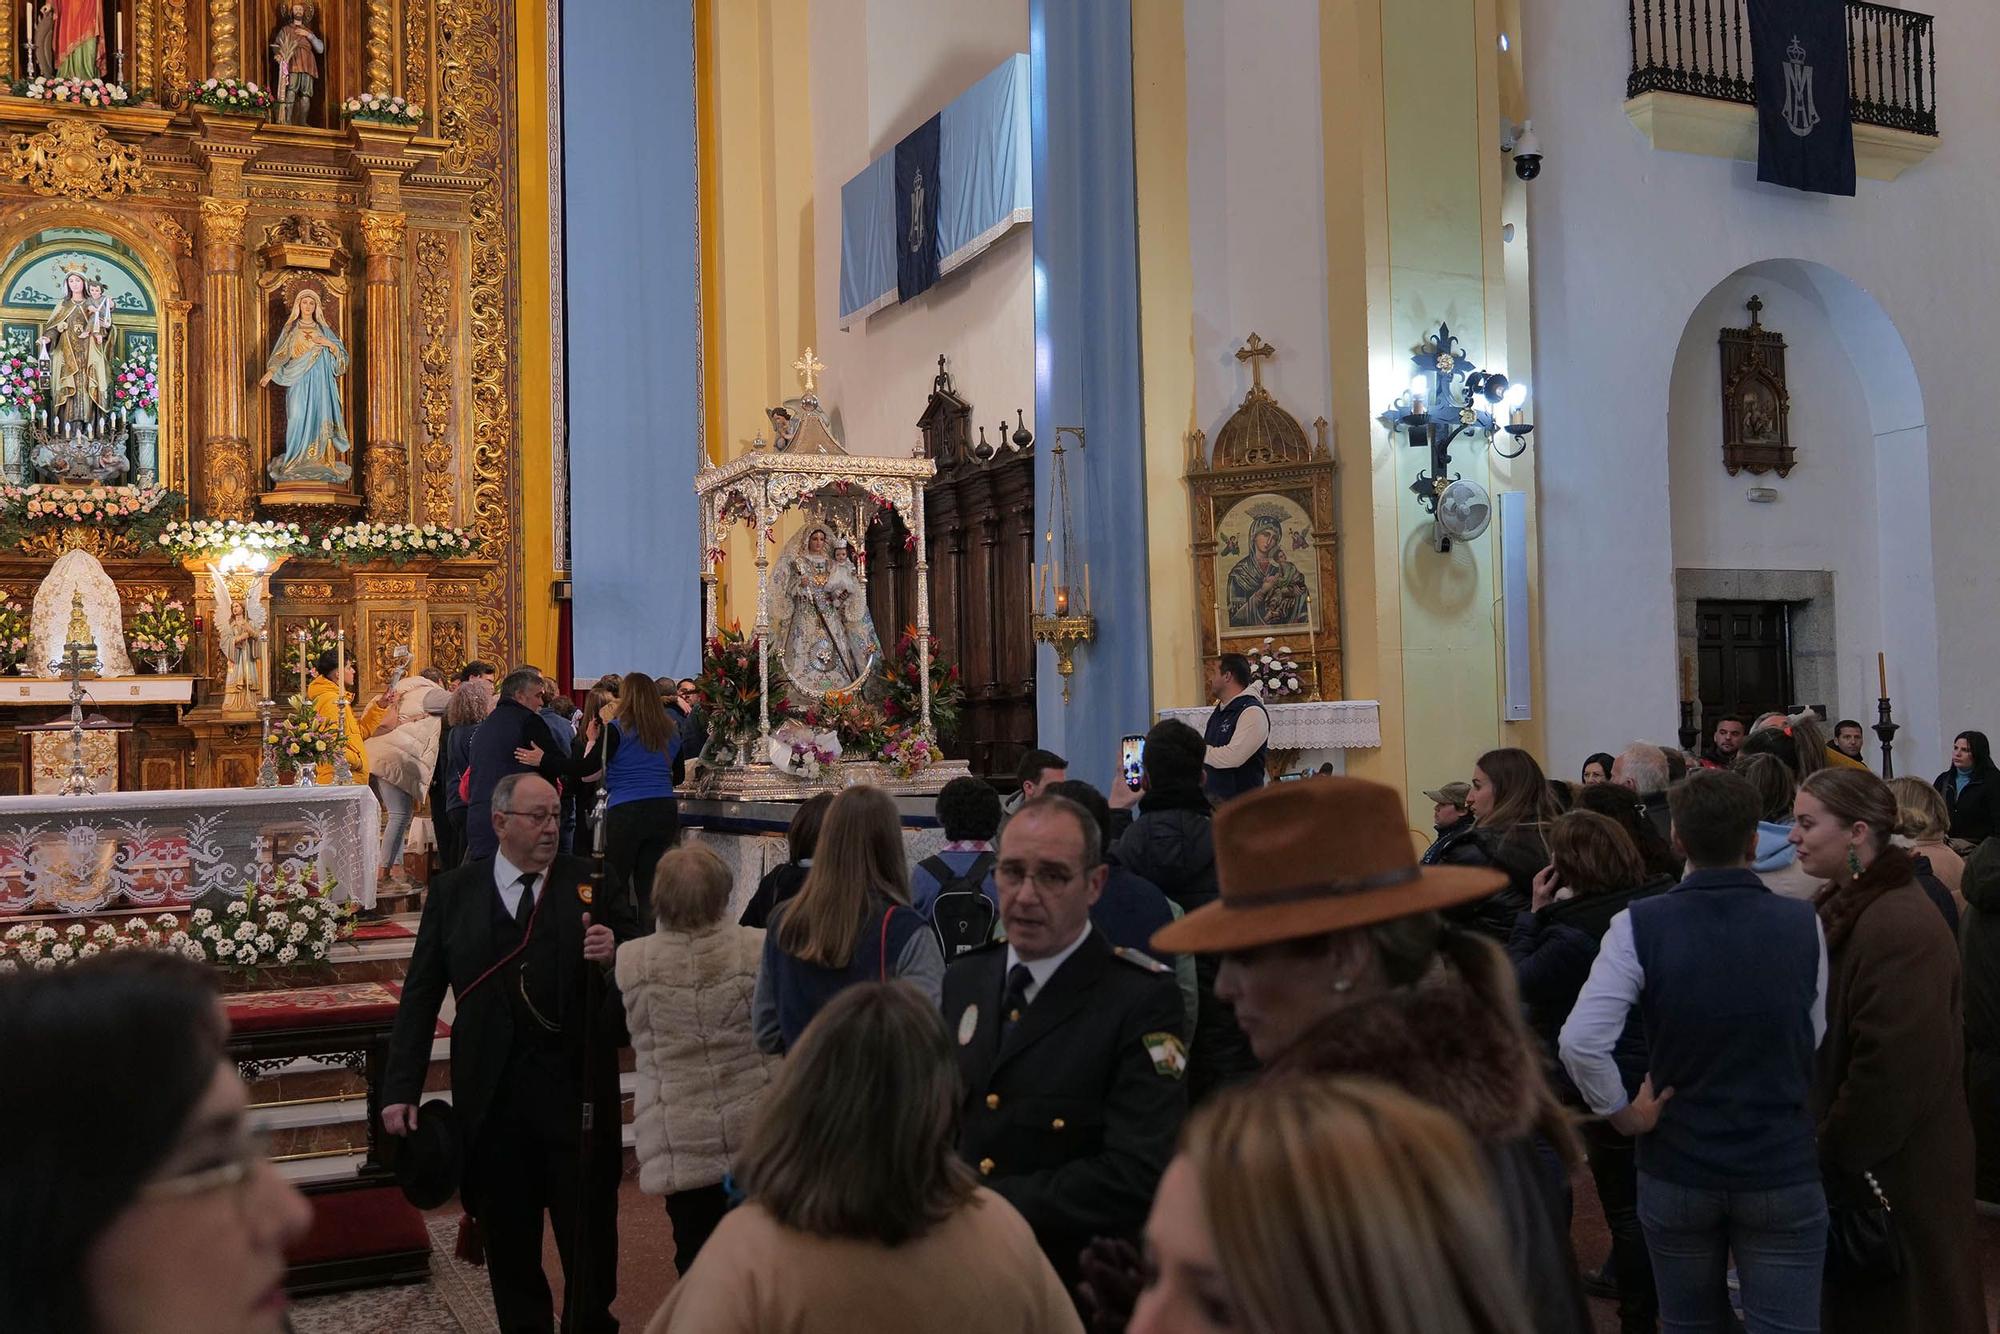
[
  {"xmin": 1748, "ymin": 0, "xmax": 1855, "ymax": 196},
  {"xmin": 894, "ymin": 113, "xmax": 943, "ymax": 301}
]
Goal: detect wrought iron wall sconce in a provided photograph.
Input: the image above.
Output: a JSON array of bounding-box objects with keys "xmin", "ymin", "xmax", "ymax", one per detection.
[
  {"xmin": 1031, "ymin": 425, "xmax": 1094, "ymax": 703},
  {"xmin": 1384, "ymin": 323, "xmax": 1532, "ymax": 552}
]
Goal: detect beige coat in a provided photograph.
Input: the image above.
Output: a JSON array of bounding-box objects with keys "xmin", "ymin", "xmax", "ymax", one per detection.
[
  {"xmin": 363, "ymin": 676, "xmax": 449, "ymax": 798},
  {"xmin": 645, "ymin": 1190, "xmax": 1082, "ymax": 1334},
  {"xmin": 615, "ymin": 922, "xmax": 777, "ymax": 1195}
]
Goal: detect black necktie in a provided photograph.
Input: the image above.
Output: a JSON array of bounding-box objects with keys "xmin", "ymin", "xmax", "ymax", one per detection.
[
  {"xmin": 1000, "ymin": 963, "xmax": 1033, "ymax": 1040},
  {"xmin": 513, "ymin": 872, "xmax": 538, "ymax": 931}
]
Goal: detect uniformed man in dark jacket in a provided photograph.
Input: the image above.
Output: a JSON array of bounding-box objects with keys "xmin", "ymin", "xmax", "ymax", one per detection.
[{"xmin": 944, "ymin": 793, "xmax": 1187, "ymax": 1289}]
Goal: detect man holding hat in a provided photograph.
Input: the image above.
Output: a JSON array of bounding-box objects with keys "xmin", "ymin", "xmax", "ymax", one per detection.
[
  {"xmin": 1422, "ymin": 780, "xmax": 1476, "ymax": 865},
  {"xmin": 1149, "ymin": 775, "xmax": 1591, "ymax": 1334},
  {"xmin": 947, "ymin": 793, "xmax": 1187, "ymax": 1291},
  {"xmin": 381, "ymin": 772, "xmax": 638, "ymax": 1334}
]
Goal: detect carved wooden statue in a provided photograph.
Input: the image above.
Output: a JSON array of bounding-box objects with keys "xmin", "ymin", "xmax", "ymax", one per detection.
[{"xmin": 271, "ymin": 0, "xmax": 325, "ymax": 126}]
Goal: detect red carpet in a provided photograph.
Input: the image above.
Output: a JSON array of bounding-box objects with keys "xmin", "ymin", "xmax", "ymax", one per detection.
[{"xmin": 350, "ymin": 920, "xmax": 415, "ymax": 942}]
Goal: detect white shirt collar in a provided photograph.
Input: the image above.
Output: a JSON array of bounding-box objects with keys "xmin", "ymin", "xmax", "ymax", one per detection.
[
  {"xmin": 1006, "ymin": 920, "xmax": 1093, "ymax": 1004},
  {"xmin": 492, "ymin": 852, "xmax": 543, "ymax": 911}
]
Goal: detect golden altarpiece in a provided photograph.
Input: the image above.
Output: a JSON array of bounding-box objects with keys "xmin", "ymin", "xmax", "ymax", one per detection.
[{"xmin": 0, "ymin": 0, "xmax": 530, "ymax": 793}]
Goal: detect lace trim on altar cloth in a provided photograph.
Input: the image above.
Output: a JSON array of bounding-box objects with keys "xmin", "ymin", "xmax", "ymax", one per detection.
[{"xmin": 0, "ymin": 785, "xmax": 381, "ymax": 916}]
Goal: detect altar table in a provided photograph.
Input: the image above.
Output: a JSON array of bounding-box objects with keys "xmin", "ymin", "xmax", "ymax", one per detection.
[
  {"xmin": 1157, "ymin": 698, "xmax": 1383, "ymax": 775},
  {"xmin": 0, "ymin": 783, "xmax": 381, "ymax": 915}
]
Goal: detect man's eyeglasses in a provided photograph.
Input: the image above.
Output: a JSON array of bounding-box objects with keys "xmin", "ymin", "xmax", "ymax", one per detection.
[
  {"xmin": 500, "ymin": 809, "xmax": 561, "ymax": 826},
  {"xmin": 995, "ymin": 861, "xmax": 1088, "ymax": 892}
]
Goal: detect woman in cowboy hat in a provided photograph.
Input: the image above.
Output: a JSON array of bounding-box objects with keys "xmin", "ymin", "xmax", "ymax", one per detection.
[{"xmin": 1149, "ymin": 775, "xmax": 1591, "ymax": 1334}]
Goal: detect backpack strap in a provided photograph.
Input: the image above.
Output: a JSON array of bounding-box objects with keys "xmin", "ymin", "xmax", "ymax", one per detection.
[
  {"xmin": 917, "ymin": 855, "xmax": 956, "ymax": 888},
  {"xmin": 878, "ymin": 905, "xmax": 894, "ymax": 981}
]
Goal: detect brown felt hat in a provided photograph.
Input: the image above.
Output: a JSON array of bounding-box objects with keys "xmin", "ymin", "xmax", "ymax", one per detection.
[{"xmin": 1150, "ymin": 776, "xmax": 1506, "ymax": 955}]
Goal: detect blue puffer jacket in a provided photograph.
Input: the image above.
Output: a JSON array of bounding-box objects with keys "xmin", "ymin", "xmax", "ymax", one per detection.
[{"xmin": 1507, "ymin": 875, "xmax": 1673, "ymax": 1105}]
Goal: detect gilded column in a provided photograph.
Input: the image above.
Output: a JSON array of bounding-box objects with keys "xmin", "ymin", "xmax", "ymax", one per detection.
[
  {"xmin": 365, "ymin": 0, "xmax": 394, "ymax": 92},
  {"xmin": 359, "ymin": 209, "xmax": 411, "ymax": 522},
  {"xmin": 199, "ymin": 196, "xmax": 252, "ymax": 519},
  {"xmin": 208, "ymin": 0, "xmax": 238, "ymax": 78}
]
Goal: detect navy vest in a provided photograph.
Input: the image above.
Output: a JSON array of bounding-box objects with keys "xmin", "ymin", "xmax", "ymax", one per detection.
[
  {"xmin": 1202, "ymin": 693, "xmax": 1268, "ymax": 801},
  {"xmin": 770, "ymin": 901, "xmax": 928, "ymax": 1051},
  {"xmin": 1627, "ymin": 869, "xmax": 1820, "ymax": 1190}
]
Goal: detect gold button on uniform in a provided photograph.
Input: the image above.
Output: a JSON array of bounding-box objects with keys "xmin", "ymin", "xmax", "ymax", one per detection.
[
  {"xmin": 978, "ymin": 1157, "xmax": 995, "ymax": 1176},
  {"xmin": 985, "ymin": 1093, "xmax": 1001, "ymax": 1110},
  {"xmin": 1051, "ymin": 1118, "xmax": 1066, "ymax": 1131}
]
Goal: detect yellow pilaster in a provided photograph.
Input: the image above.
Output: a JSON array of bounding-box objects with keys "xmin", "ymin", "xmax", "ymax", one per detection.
[
  {"xmin": 513, "ymin": 0, "xmax": 559, "ymax": 669},
  {"xmin": 700, "ymin": 0, "xmax": 816, "ymax": 629},
  {"xmin": 1132, "ymin": 0, "xmax": 1199, "ymax": 711}
]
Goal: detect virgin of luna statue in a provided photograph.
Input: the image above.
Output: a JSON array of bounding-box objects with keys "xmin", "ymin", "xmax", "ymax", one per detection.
[
  {"xmin": 261, "ymin": 288, "xmax": 352, "ymax": 485},
  {"xmin": 773, "ymin": 524, "xmax": 880, "ymax": 697}
]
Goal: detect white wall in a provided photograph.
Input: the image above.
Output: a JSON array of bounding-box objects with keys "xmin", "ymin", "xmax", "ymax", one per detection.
[
  {"xmin": 808, "ymin": 0, "xmax": 1033, "ymax": 458},
  {"xmin": 1668, "ymin": 269, "xmax": 1910, "ymax": 739},
  {"xmin": 1184, "ymin": 0, "xmax": 1332, "ymax": 443},
  {"xmin": 1522, "ymin": 0, "xmax": 1996, "ymax": 777}
]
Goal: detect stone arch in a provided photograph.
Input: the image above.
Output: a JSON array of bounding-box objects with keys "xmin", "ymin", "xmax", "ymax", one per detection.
[{"xmin": 1665, "ymin": 258, "xmax": 1937, "ymax": 770}]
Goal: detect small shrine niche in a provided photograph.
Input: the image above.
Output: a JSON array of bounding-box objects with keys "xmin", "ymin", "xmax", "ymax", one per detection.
[{"xmin": 1720, "ymin": 294, "xmax": 1794, "ymax": 478}]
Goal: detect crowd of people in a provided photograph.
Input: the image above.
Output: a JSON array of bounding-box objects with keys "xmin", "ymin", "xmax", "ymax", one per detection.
[{"xmin": 5, "ymin": 678, "xmax": 1995, "ymax": 1334}]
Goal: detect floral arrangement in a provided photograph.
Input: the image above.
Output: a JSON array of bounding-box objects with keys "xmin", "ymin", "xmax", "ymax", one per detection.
[
  {"xmin": 286, "ymin": 618, "xmax": 340, "ymax": 671},
  {"xmin": 0, "ymin": 330, "xmax": 45, "ymax": 415},
  {"xmin": 157, "ymin": 518, "xmax": 308, "ymax": 558},
  {"xmin": 12, "ymin": 76, "xmax": 129, "ymax": 106},
  {"xmin": 880, "ymin": 626, "xmax": 963, "ymax": 741},
  {"xmin": 316, "ymin": 521, "xmax": 478, "ymax": 564},
  {"xmin": 127, "ymin": 591, "xmax": 190, "ymax": 666},
  {"xmin": 1245, "ymin": 637, "xmax": 1305, "ymax": 699},
  {"xmin": 802, "ymin": 688, "xmax": 889, "ymax": 756},
  {"xmin": 696, "ymin": 624, "xmax": 784, "ymax": 757},
  {"xmin": 0, "ymin": 485, "xmax": 183, "ymax": 551},
  {"xmin": 183, "ymin": 77, "xmax": 273, "ymax": 113},
  {"xmin": 1, "ymin": 915, "xmax": 204, "ymax": 973},
  {"xmin": 189, "ymin": 866, "xmax": 349, "ymax": 969},
  {"xmin": 266, "ymin": 693, "xmax": 342, "ymax": 772},
  {"xmin": 768, "ymin": 719, "xmax": 840, "ymax": 781},
  {"xmin": 112, "ymin": 350, "xmax": 158, "ymax": 416},
  {"xmin": 881, "ymin": 729, "xmax": 941, "ymax": 781},
  {"xmin": 339, "ymin": 91, "xmax": 422, "ymax": 126},
  {"xmin": 0, "ymin": 597, "xmax": 26, "ymax": 672}
]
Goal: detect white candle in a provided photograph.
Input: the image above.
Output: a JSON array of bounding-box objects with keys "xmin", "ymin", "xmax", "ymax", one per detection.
[
  {"xmin": 114, "ymin": 9, "xmax": 120, "ymax": 52},
  {"xmin": 335, "ymin": 627, "xmax": 344, "ymax": 683},
  {"xmin": 296, "ymin": 629, "xmax": 306, "ymax": 695}
]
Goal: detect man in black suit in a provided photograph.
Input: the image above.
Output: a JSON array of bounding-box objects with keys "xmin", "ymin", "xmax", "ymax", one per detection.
[
  {"xmin": 945, "ymin": 794, "xmax": 1187, "ymax": 1288},
  {"xmin": 464, "ymin": 668, "xmax": 570, "ymax": 862},
  {"xmin": 381, "ymin": 773, "xmax": 636, "ymax": 1333}
]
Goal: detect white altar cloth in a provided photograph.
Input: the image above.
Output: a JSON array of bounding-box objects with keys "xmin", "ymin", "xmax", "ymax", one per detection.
[
  {"xmin": 0, "ymin": 784, "xmax": 381, "ymax": 916},
  {"xmin": 0, "ymin": 676, "xmax": 195, "ymax": 705},
  {"xmin": 1158, "ymin": 699, "xmax": 1382, "ymax": 776}
]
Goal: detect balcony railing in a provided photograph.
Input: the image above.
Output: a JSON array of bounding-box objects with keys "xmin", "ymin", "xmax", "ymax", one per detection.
[{"xmin": 1627, "ymin": 0, "xmax": 1937, "ymax": 137}]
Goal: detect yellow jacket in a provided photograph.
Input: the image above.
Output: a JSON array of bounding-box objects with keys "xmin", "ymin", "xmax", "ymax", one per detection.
[{"xmin": 306, "ymin": 674, "xmax": 373, "ymax": 784}]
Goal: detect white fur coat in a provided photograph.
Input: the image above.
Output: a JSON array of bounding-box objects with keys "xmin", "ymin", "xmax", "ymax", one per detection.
[{"xmin": 614, "ymin": 923, "xmax": 778, "ymax": 1195}]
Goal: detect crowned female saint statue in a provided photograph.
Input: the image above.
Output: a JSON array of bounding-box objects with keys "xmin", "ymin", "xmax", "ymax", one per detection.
[
  {"xmin": 772, "ymin": 523, "xmax": 880, "ymax": 697},
  {"xmin": 260, "ymin": 288, "xmax": 352, "ymax": 485},
  {"xmin": 38, "ymin": 263, "xmax": 112, "ymax": 428}
]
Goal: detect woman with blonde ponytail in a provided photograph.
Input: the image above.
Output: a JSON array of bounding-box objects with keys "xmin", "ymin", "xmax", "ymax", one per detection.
[{"xmin": 1131, "ymin": 1076, "xmax": 1533, "ymax": 1334}]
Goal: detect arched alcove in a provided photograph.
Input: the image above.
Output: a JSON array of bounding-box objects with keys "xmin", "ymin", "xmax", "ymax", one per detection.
[{"xmin": 1666, "ymin": 259, "xmax": 1938, "ymax": 770}]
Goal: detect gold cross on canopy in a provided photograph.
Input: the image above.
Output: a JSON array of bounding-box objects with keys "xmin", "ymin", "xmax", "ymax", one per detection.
[
  {"xmin": 1235, "ymin": 333, "xmax": 1275, "ymax": 391},
  {"xmin": 793, "ymin": 346, "xmax": 826, "ymax": 393}
]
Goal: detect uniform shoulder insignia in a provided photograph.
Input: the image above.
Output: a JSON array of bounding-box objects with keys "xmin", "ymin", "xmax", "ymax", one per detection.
[{"xmin": 1112, "ymin": 945, "xmax": 1170, "ymax": 974}]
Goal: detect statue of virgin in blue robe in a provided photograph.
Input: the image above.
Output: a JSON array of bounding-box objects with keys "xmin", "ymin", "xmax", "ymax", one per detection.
[{"xmin": 261, "ymin": 288, "xmax": 352, "ymax": 485}]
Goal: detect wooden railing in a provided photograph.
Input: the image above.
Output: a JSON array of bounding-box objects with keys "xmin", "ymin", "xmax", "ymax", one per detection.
[{"xmin": 1627, "ymin": 0, "xmax": 1938, "ymax": 136}]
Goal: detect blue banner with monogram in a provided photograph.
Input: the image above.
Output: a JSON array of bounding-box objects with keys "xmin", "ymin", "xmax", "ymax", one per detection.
[
  {"xmin": 839, "ymin": 54, "xmax": 1033, "ymax": 323},
  {"xmin": 1748, "ymin": 0, "xmax": 1855, "ymax": 196},
  {"xmin": 894, "ymin": 114, "xmax": 943, "ymax": 302}
]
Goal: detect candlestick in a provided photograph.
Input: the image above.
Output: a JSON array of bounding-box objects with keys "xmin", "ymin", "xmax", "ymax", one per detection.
[
  {"xmin": 114, "ymin": 9, "xmax": 120, "ymax": 51},
  {"xmin": 336, "ymin": 627, "xmax": 344, "ymax": 684},
  {"xmin": 1055, "ymin": 585, "xmax": 1070, "ymax": 617},
  {"xmin": 1877, "ymin": 651, "xmax": 1887, "ymax": 698},
  {"xmin": 1307, "ymin": 614, "xmax": 1318, "ymax": 699},
  {"xmin": 1680, "ymin": 654, "xmax": 1694, "ymax": 700},
  {"xmin": 296, "ymin": 629, "xmax": 306, "ymax": 696},
  {"xmin": 1082, "ymin": 563, "xmax": 1091, "ymax": 614}
]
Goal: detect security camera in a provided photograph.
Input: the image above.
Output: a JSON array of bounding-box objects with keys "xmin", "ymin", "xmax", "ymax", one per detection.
[{"xmin": 1510, "ymin": 120, "xmax": 1542, "ymax": 181}]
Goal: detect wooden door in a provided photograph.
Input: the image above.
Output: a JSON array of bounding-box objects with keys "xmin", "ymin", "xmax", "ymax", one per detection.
[{"xmin": 1695, "ymin": 600, "xmax": 1793, "ymax": 735}]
